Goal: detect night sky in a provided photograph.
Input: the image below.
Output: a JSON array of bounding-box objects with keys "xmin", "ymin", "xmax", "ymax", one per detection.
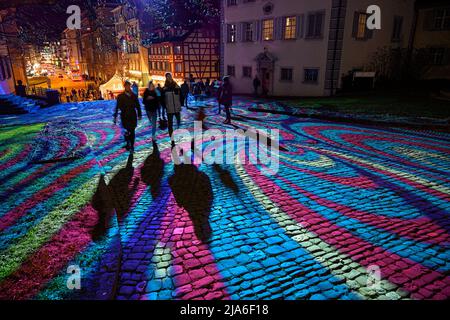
[{"xmin": 2, "ymin": 0, "xmax": 115, "ymax": 43}]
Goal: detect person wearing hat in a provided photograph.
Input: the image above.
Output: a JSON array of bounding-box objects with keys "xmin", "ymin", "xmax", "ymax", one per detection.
[
  {"xmin": 162, "ymin": 72, "xmax": 182, "ymax": 144},
  {"xmin": 217, "ymin": 76, "xmax": 233, "ymax": 124},
  {"xmin": 114, "ymin": 80, "xmax": 142, "ymax": 152}
]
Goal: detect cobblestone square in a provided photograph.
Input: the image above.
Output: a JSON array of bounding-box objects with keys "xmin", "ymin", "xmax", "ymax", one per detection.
[{"xmin": 0, "ymin": 97, "xmax": 449, "ymax": 300}]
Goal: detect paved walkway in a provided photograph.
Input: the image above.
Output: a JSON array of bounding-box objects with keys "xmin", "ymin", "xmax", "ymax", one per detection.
[{"xmin": 0, "ymin": 97, "xmax": 449, "ymax": 300}]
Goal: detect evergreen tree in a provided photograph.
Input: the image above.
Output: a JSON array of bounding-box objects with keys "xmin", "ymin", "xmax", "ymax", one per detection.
[{"xmin": 144, "ymin": 0, "xmax": 219, "ymax": 31}]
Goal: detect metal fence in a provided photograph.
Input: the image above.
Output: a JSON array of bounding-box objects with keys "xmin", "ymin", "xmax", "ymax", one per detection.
[{"xmin": 26, "ymin": 86, "xmax": 48, "ymax": 98}]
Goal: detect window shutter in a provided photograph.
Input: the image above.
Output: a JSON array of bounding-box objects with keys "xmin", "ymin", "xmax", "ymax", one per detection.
[
  {"xmin": 366, "ymin": 25, "xmax": 374, "ymax": 39},
  {"xmin": 223, "ymin": 23, "xmax": 228, "ymax": 43},
  {"xmin": 352, "ymin": 12, "xmax": 359, "ymax": 38},
  {"xmin": 297, "ymin": 14, "xmax": 304, "ymax": 39},
  {"xmin": 316, "ymin": 12, "xmax": 324, "ymax": 37},
  {"xmin": 254, "ymin": 20, "xmax": 262, "ymax": 41},
  {"xmin": 238, "ymin": 23, "xmax": 243, "ymax": 42},
  {"xmin": 251, "ymin": 21, "xmax": 256, "ymax": 42},
  {"xmin": 423, "ymin": 9, "xmax": 434, "ymax": 31},
  {"xmin": 307, "ymin": 14, "xmax": 315, "ymax": 37},
  {"xmin": 275, "ymin": 17, "xmax": 284, "ymax": 40}
]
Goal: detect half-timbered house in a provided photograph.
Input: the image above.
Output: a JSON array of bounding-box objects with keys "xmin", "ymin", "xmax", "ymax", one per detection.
[{"xmin": 145, "ymin": 27, "xmax": 220, "ymax": 85}]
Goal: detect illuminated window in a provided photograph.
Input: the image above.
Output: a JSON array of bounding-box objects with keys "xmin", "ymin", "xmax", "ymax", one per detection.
[
  {"xmin": 357, "ymin": 13, "xmax": 367, "ymax": 39},
  {"xmin": 262, "ymin": 19, "xmax": 274, "ymax": 41},
  {"xmin": 284, "ymin": 16, "xmax": 297, "ymax": 40},
  {"xmin": 352, "ymin": 12, "xmax": 373, "ymax": 40}
]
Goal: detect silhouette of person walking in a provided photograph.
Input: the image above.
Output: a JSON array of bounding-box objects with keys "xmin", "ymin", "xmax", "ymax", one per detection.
[{"xmin": 114, "ymin": 80, "xmax": 142, "ymax": 153}]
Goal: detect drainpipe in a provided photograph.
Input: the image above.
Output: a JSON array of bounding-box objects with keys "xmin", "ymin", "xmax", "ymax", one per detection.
[
  {"xmin": 406, "ymin": 1, "xmax": 419, "ymax": 80},
  {"xmin": 330, "ymin": 0, "xmax": 343, "ymax": 96},
  {"xmin": 219, "ymin": 0, "xmax": 225, "ymax": 79}
]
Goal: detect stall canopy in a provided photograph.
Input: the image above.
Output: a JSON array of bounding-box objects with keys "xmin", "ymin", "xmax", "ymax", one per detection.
[{"xmin": 99, "ymin": 74, "xmax": 125, "ymax": 98}]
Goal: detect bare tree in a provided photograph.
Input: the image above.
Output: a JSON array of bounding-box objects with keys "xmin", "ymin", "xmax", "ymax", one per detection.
[{"xmin": 367, "ymin": 46, "xmax": 432, "ymax": 84}]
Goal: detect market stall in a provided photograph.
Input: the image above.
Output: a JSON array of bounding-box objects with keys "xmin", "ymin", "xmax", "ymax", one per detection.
[{"xmin": 99, "ymin": 74, "xmax": 125, "ymax": 100}]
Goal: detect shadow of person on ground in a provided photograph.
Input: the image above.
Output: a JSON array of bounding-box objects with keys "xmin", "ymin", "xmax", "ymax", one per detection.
[
  {"xmin": 213, "ymin": 164, "xmax": 239, "ymax": 194},
  {"xmin": 91, "ymin": 175, "xmax": 115, "ymax": 241},
  {"xmin": 168, "ymin": 164, "xmax": 213, "ymax": 243},
  {"xmin": 228, "ymin": 123, "xmax": 288, "ymax": 152},
  {"xmin": 107, "ymin": 153, "xmax": 138, "ymax": 222},
  {"xmin": 140, "ymin": 141, "xmax": 165, "ymax": 199}
]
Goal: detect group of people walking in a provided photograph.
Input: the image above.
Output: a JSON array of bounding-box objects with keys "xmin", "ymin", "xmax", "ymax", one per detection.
[
  {"xmin": 113, "ymin": 72, "xmax": 233, "ymax": 153},
  {"xmin": 61, "ymin": 87, "xmax": 102, "ymax": 102}
]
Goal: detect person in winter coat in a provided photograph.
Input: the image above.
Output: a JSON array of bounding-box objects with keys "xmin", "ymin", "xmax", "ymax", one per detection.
[
  {"xmin": 15, "ymin": 80, "xmax": 26, "ymax": 97},
  {"xmin": 131, "ymin": 81, "xmax": 139, "ymax": 96},
  {"xmin": 218, "ymin": 76, "xmax": 233, "ymax": 124},
  {"xmin": 156, "ymin": 83, "xmax": 166, "ymax": 121},
  {"xmin": 143, "ymin": 81, "xmax": 159, "ymax": 141},
  {"xmin": 180, "ymin": 80, "xmax": 190, "ymax": 108},
  {"xmin": 114, "ymin": 80, "xmax": 142, "ymax": 152},
  {"xmin": 162, "ymin": 73, "xmax": 182, "ymax": 142},
  {"xmin": 253, "ymin": 75, "xmax": 261, "ymax": 97}
]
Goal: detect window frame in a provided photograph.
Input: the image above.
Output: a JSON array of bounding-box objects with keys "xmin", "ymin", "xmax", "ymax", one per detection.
[
  {"xmin": 227, "ymin": 65, "xmax": 236, "ymax": 77},
  {"xmin": 429, "ymin": 47, "xmax": 446, "ymax": 65},
  {"xmin": 356, "ymin": 13, "xmax": 368, "ymax": 39},
  {"xmin": 242, "ymin": 66, "xmax": 252, "ymax": 78},
  {"xmin": 303, "ymin": 68, "xmax": 319, "ymax": 84},
  {"xmin": 262, "ymin": 18, "xmax": 275, "ymax": 41},
  {"xmin": 280, "ymin": 67, "xmax": 294, "ymax": 82},
  {"xmin": 283, "ymin": 16, "xmax": 297, "ymax": 40},
  {"xmin": 433, "ymin": 8, "xmax": 450, "ymax": 30},
  {"xmin": 306, "ymin": 11, "xmax": 325, "ymax": 39},
  {"xmin": 243, "ymin": 22, "xmax": 254, "ymax": 42}
]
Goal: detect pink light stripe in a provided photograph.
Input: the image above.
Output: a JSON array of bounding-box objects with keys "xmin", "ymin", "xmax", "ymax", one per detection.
[
  {"xmin": 279, "ymin": 160, "xmax": 450, "ymax": 245},
  {"xmin": 0, "ymin": 145, "xmax": 30, "ymax": 171},
  {"xmin": 243, "ymin": 161, "xmax": 450, "ymax": 299},
  {"xmin": 309, "ymin": 146, "xmax": 450, "ymax": 202},
  {"xmin": 0, "ymin": 131, "xmax": 159, "ymax": 231},
  {"xmin": 340, "ymin": 133, "xmax": 450, "ymax": 183},
  {"xmin": 303, "ymin": 126, "xmax": 450, "ymax": 182},
  {"xmin": 158, "ymin": 195, "xmax": 230, "ymax": 300},
  {"xmin": 0, "ymin": 204, "xmax": 99, "ymax": 300},
  {"xmin": 0, "ymin": 160, "xmax": 97, "ymax": 232}
]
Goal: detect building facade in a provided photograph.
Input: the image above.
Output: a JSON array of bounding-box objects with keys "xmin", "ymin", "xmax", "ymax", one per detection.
[
  {"xmin": 0, "ymin": 7, "xmax": 27, "ymax": 87},
  {"xmin": 62, "ymin": 28, "xmax": 84, "ymax": 76},
  {"xmin": 61, "ymin": 2, "xmax": 120, "ymax": 83},
  {"xmin": 222, "ymin": 0, "xmax": 415, "ymax": 96},
  {"xmin": 146, "ymin": 28, "xmax": 220, "ymax": 85},
  {"xmin": 412, "ymin": 0, "xmax": 450, "ymax": 80},
  {"xmin": 0, "ymin": 9, "xmax": 15, "ymax": 94},
  {"xmin": 112, "ymin": 3, "xmax": 150, "ymax": 86}
]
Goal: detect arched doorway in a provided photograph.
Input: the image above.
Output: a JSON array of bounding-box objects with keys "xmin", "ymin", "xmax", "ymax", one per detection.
[{"xmin": 255, "ymin": 48, "xmax": 277, "ymax": 96}]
